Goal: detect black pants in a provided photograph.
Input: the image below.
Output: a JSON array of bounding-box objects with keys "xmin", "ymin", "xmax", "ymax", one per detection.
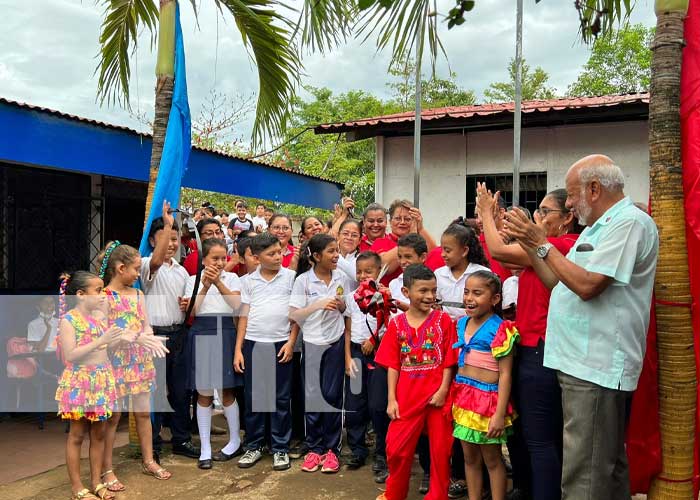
[
  {"xmin": 290, "ymin": 351, "xmax": 305, "ymax": 441},
  {"xmin": 418, "ymin": 436, "xmax": 466, "ymax": 481},
  {"xmin": 242, "ymin": 339, "xmax": 292, "ymax": 453},
  {"xmin": 152, "ymin": 326, "xmax": 191, "ymax": 447},
  {"xmin": 344, "ymin": 342, "xmax": 370, "ymax": 459},
  {"xmin": 515, "ymin": 341, "xmax": 561, "ymax": 500},
  {"xmin": 367, "ymin": 364, "xmax": 389, "ymax": 459},
  {"xmin": 303, "ymin": 337, "xmax": 344, "ymax": 454}
]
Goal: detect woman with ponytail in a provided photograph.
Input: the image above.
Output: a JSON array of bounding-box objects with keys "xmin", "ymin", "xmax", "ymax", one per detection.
[{"xmin": 55, "ymin": 271, "xmax": 121, "ymax": 500}]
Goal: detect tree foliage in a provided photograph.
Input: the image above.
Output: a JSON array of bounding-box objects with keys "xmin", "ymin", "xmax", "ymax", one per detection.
[
  {"xmin": 567, "ymin": 23, "xmax": 653, "ymax": 97},
  {"xmin": 484, "ymin": 58, "xmax": 556, "ymax": 102},
  {"xmin": 387, "ymin": 59, "xmax": 476, "ymax": 110}
]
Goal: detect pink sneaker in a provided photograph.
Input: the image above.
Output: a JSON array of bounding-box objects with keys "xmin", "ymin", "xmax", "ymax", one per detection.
[
  {"xmin": 321, "ymin": 450, "xmax": 340, "ymax": 473},
  {"xmin": 301, "ymin": 452, "xmax": 323, "ymax": 472}
]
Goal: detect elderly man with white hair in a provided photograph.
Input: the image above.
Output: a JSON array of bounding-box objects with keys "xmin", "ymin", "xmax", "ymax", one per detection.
[{"xmin": 503, "ymin": 154, "xmax": 659, "ymax": 500}]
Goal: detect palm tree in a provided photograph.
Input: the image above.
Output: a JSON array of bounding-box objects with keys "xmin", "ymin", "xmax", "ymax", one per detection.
[
  {"xmin": 95, "ymin": 0, "xmax": 351, "ymax": 224},
  {"xmin": 359, "ymin": 1, "xmax": 694, "ymax": 498}
]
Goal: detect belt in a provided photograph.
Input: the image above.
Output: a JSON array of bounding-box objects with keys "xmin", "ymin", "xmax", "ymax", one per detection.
[{"xmin": 152, "ymin": 324, "xmax": 184, "ymax": 334}]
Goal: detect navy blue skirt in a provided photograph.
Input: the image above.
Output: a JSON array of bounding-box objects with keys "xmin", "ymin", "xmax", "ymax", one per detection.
[{"xmin": 186, "ymin": 315, "xmax": 242, "ymax": 391}]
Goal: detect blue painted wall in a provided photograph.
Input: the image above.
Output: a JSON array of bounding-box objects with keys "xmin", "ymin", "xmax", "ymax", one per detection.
[{"xmin": 0, "ymin": 101, "xmax": 343, "ymax": 209}]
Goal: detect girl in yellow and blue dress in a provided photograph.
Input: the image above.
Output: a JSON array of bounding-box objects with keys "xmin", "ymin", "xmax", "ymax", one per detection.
[
  {"xmin": 55, "ymin": 271, "xmax": 121, "ymax": 500},
  {"xmin": 97, "ymin": 241, "xmax": 172, "ymax": 493},
  {"xmin": 452, "ymin": 270, "xmax": 519, "ymax": 500}
]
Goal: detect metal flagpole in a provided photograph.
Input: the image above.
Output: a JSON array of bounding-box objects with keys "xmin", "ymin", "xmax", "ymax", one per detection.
[
  {"xmin": 413, "ymin": 5, "xmax": 427, "ymax": 208},
  {"xmin": 513, "ymin": 0, "xmax": 523, "ymax": 207}
]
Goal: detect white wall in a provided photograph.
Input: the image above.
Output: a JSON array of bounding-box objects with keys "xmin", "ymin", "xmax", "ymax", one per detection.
[{"xmin": 378, "ymin": 121, "xmax": 649, "ymax": 237}]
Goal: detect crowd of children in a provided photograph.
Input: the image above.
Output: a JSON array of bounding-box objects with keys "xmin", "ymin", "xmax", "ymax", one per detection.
[{"xmin": 54, "ymin": 191, "xmax": 573, "ymax": 500}]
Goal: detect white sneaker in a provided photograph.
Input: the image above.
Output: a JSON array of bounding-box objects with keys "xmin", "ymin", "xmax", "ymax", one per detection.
[
  {"xmin": 237, "ymin": 449, "xmax": 263, "ymax": 469},
  {"xmin": 272, "ymin": 452, "xmax": 291, "ymax": 471}
]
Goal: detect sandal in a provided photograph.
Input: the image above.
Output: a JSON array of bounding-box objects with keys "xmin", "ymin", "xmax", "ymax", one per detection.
[
  {"xmin": 70, "ymin": 489, "xmax": 99, "ymax": 500},
  {"xmin": 99, "ymin": 470, "xmax": 125, "ymax": 492},
  {"xmin": 92, "ymin": 484, "xmax": 115, "ymax": 500},
  {"xmin": 141, "ymin": 460, "xmax": 172, "ymax": 480}
]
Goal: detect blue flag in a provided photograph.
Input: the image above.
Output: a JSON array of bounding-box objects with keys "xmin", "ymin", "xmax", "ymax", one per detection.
[{"xmin": 139, "ymin": 4, "xmax": 191, "ymax": 258}]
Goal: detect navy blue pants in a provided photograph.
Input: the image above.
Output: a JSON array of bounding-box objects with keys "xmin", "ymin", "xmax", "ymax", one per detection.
[
  {"xmin": 303, "ymin": 337, "xmax": 345, "ymax": 454},
  {"xmin": 516, "ymin": 341, "xmax": 562, "ymax": 500},
  {"xmin": 152, "ymin": 326, "xmax": 192, "ymax": 448},
  {"xmin": 367, "ymin": 364, "xmax": 389, "ymax": 459},
  {"xmin": 345, "ymin": 342, "xmax": 371, "ymax": 459},
  {"xmin": 242, "ymin": 339, "xmax": 292, "ymax": 453}
]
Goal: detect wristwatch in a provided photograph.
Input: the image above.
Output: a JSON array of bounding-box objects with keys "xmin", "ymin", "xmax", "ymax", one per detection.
[{"xmin": 535, "ymin": 242, "xmax": 554, "ymax": 259}]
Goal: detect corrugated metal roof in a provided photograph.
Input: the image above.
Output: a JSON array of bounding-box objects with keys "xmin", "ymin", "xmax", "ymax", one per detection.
[
  {"xmin": 0, "ymin": 97, "xmax": 341, "ymax": 186},
  {"xmin": 315, "ymin": 93, "xmax": 650, "ymax": 134}
]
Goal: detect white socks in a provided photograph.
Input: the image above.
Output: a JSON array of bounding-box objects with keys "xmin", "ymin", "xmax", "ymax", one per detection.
[
  {"xmin": 221, "ymin": 400, "xmax": 241, "ymax": 456},
  {"xmin": 197, "ymin": 403, "xmax": 212, "ymax": 460}
]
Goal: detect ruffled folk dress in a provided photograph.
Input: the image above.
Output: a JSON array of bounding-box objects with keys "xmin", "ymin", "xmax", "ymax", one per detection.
[
  {"xmin": 55, "ymin": 309, "xmax": 118, "ymax": 421},
  {"xmin": 104, "ymin": 288, "xmax": 156, "ymax": 398},
  {"xmin": 452, "ymin": 315, "xmax": 519, "ymax": 444}
]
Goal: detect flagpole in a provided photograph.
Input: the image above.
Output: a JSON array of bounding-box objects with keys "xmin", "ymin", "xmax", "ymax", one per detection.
[
  {"xmin": 413, "ymin": 5, "xmax": 427, "ymax": 208},
  {"xmin": 513, "ymin": 0, "xmax": 523, "ymax": 207}
]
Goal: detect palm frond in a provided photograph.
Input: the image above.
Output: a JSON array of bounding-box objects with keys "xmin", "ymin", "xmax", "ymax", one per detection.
[
  {"xmin": 95, "ymin": 0, "xmax": 159, "ymax": 107},
  {"xmin": 297, "ymin": 0, "xmax": 354, "ymax": 53},
  {"xmin": 356, "ymin": 0, "xmax": 444, "ymax": 75},
  {"xmin": 216, "ymin": 0, "xmax": 302, "ymax": 146}
]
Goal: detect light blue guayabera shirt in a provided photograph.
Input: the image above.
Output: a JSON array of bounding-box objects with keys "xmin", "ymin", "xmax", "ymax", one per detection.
[{"xmin": 544, "ymin": 197, "xmax": 659, "ymax": 391}]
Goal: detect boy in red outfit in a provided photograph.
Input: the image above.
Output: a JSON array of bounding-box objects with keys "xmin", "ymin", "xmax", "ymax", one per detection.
[{"xmin": 375, "ymin": 264, "xmax": 458, "ymax": 500}]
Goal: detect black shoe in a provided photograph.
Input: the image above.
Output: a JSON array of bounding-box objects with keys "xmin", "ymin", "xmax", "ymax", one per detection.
[
  {"xmin": 506, "ymin": 488, "xmax": 527, "ymax": 500},
  {"xmin": 374, "ymin": 468, "xmax": 389, "ymax": 484},
  {"xmin": 346, "ymin": 454, "xmax": 366, "ymax": 470},
  {"xmin": 419, "ymin": 473, "xmax": 430, "ymax": 494},
  {"xmin": 212, "ymin": 446, "xmax": 244, "ymax": 462},
  {"xmin": 448, "ymin": 480, "xmax": 468, "ymax": 499},
  {"xmin": 173, "ymin": 441, "xmax": 200, "ymax": 459},
  {"xmin": 198, "ymin": 459, "xmax": 212, "ymax": 470},
  {"xmin": 288, "ymin": 442, "xmax": 309, "ymax": 459},
  {"xmin": 372, "ymin": 455, "xmax": 386, "ymax": 473}
]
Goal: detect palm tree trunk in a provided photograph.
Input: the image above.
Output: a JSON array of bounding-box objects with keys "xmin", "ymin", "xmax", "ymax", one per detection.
[
  {"xmin": 648, "ymin": 4, "xmax": 695, "ymax": 499},
  {"xmin": 142, "ymin": 0, "xmax": 176, "ymax": 229}
]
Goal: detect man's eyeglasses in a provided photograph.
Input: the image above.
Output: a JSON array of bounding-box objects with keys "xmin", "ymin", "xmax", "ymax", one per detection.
[
  {"xmin": 201, "ymin": 229, "xmax": 223, "ymax": 237},
  {"xmin": 536, "ymin": 208, "xmax": 565, "ymax": 217},
  {"xmin": 270, "ymin": 225, "xmax": 291, "ymax": 232}
]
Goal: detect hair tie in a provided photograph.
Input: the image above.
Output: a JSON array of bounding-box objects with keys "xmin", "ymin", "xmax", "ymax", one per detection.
[
  {"xmin": 99, "ymin": 241, "xmax": 121, "ymax": 279},
  {"xmin": 58, "ymin": 274, "xmax": 70, "ymax": 321},
  {"xmin": 305, "ymin": 246, "xmax": 312, "ymax": 257}
]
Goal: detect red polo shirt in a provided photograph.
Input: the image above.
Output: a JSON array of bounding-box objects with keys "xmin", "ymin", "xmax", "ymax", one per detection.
[
  {"xmin": 479, "ymin": 233, "xmax": 512, "ymax": 283},
  {"xmin": 371, "ymin": 233, "xmax": 400, "ymax": 285},
  {"xmin": 424, "ymin": 247, "xmax": 444, "ymax": 271},
  {"xmin": 359, "ymin": 235, "xmax": 374, "ymax": 253},
  {"xmin": 282, "ymin": 244, "xmax": 296, "ymax": 268},
  {"xmin": 516, "ymin": 233, "xmax": 578, "ymax": 347}
]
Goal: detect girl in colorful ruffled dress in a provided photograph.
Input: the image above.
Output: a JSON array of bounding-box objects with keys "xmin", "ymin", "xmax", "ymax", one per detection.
[
  {"xmin": 452, "ymin": 270, "xmax": 519, "ymax": 500},
  {"xmin": 98, "ymin": 242, "xmax": 171, "ymax": 492},
  {"xmin": 55, "ymin": 271, "xmax": 121, "ymax": 500}
]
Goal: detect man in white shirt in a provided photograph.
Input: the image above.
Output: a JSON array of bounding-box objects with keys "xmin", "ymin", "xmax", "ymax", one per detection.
[
  {"xmin": 142, "ymin": 208, "xmax": 199, "ymax": 459},
  {"xmin": 27, "ymin": 296, "xmax": 58, "ymax": 352}
]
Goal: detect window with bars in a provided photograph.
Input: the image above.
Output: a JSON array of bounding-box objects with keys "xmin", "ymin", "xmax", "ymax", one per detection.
[{"xmin": 465, "ymin": 172, "xmax": 548, "ymax": 218}]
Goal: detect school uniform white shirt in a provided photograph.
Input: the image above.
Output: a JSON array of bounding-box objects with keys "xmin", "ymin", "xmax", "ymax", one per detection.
[
  {"xmin": 435, "ymin": 263, "xmax": 491, "ymax": 319},
  {"xmin": 346, "ymin": 291, "xmax": 385, "ymax": 344},
  {"xmin": 289, "ymin": 269, "xmax": 350, "ymax": 345},
  {"xmin": 337, "ymin": 251, "xmax": 358, "ymax": 291},
  {"xmin": 27, "ymin": 315, "xmax": 58, "ymax": 351},
  {"xmin": 140, "ymin": 256, "xmax": 188, "ymax": 327},
  {"xmin": 240, "ymin": 267, "xmax": 295, "ymax": 342},
  {"xmin": 252, "ymin": 216, "xmax": 267, "ymax": 231},
  {"xmin": 184, "ymin": 271, "xmax": 241, "ymax": 315},
  {"xmin": 388, "ymin": 273, "xmax": 409, "ymax": 310}
]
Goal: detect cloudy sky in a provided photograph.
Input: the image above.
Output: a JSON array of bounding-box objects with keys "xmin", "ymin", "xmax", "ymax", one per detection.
[{"xmin": 0, "ymin": 0, "xmax": 655, "ymax": 144}]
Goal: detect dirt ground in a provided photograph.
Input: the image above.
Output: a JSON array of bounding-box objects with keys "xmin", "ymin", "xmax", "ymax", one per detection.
[{"xmin": 0, "ymin": 415, "xmax": 426, "ymax": 500}]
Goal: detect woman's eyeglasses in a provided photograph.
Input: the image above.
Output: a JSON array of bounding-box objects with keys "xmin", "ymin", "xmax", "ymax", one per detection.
[
  {"xmin": 536, "ymin": 208, "xmax": 565, "ymax": 217},
  {"xmin": 270, "ymin": 225, "xmax": 291, "ymax": 232},
  {"xmin": 339, "ymin": 231, "xmax": 361, "ymax": 239},
  {"xmin": 391, "ymin": 216, "xmax": 412, "ymax": 223}
]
